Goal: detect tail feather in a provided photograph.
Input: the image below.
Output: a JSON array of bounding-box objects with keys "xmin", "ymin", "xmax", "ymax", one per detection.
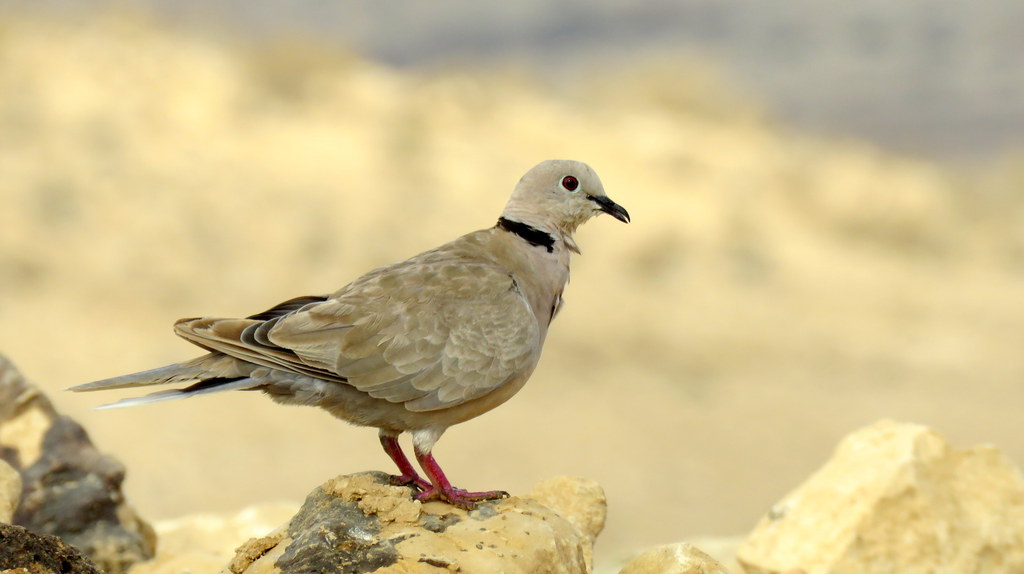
[
  {"xmin": 68, "ymin": 354, "xmax": 244, "ymax": 392},
  {"xmin": 94, "ymin": 377, "xmax": 262, "ymax": 409},
  {"xmin": 69, "ymin": 364, "xmax": 200, "ymax": 392}
]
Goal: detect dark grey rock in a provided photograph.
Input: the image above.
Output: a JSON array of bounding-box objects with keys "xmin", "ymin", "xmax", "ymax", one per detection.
[
  {"xmin": 0, "ymin": 521, "xmax": 103, "ymax": 574},
  {"xmin": 0, "ymin": 354, "xmax": 156, "ymax": 574},
  {"xmin": 275, "ymin": 472, "xmax": 404, "ymax": 574}
]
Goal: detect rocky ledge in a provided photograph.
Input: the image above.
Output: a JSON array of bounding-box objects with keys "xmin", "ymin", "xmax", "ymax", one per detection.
[{"xmin": 224, "ymin": 472, "xmax": 605, "ymax": 574}]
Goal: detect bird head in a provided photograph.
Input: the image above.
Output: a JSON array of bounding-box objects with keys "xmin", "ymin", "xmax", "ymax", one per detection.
[{"xmin": 501, "ymin": 160, "xmax": 630, "ymax": 237}]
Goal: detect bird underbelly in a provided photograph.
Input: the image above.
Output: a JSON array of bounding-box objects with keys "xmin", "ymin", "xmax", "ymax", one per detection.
[{"xmin": 267, "ymin": 364, "xmax": 537, "ymax": 433}]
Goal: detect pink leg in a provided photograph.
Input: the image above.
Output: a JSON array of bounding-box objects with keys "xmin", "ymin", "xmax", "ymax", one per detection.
[
  {"xmin": 378, "ymin": 431, "xmax": 430, "ymax": 490},
  {"xmin": 413, "ymin": 448, "xmax": 508, "ymax": 509}
]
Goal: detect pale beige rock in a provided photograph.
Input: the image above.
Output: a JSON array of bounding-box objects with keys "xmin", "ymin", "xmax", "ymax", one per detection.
[
  {"xmin": 0, "ymin": 459, "xmax": 21, "ymax": 523},
  {"xmin": 527, "ymin": 475, "xmax": 607, "ymax": 571},
  {"xmin": 737, "ymin": 420, "xmax": 1024, "ymax": 574},
  {"xmin": 226, "ymin": 472, "xmax": 606, "ymax": 574},
  {"xmin": 618, "ymin": 542, "xmax": 731, "ymax": 574},
  {"xmin": 128, "ymin": 504, "xmax": 298, "ymax": 574},
  {"xmin": 681, "ymin": 537, "xmax": 745, "ymax": 573},
  {"xmin": 322, "ymin": 472, "xmax": 422, "ymax": 524},
  {"xmin": 528, "ymin": 475, "xmax": 607, "ymax": 542},
  {"xmin": 0, "ymin": 355, "xmax": 58, "ymax": 469}
]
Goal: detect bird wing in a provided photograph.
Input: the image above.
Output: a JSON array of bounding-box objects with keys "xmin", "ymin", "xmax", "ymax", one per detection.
[
  {"xmin": 174, "ymin": 247, "xmax": 541, "ymax": 413},
  {"xmin": 270, "ymin": 254, "xmax": 540, "ymax": 412}
]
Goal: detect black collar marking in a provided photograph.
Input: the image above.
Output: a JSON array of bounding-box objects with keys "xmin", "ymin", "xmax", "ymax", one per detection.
[{"xmin": 497, "ymin": 217, "xmax": 555, "ymax": 253}]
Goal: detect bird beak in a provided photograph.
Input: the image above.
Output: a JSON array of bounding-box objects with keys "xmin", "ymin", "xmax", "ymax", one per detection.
[{"xmin": 589, "ymin": 195, "xmax": 630, "ymax": 223}]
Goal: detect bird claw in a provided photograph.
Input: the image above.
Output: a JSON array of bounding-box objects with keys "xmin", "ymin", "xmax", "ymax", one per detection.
[
  {"xmin": 389, "ymin": 474, "xmax": 432, "ymax": 491},
  {"xmin": 415, "ymin": 486, "xmax": 510, "ymax": 509}
]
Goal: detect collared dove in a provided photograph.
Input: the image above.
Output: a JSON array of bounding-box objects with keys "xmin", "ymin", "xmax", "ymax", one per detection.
[{"xmin": 70, "ymin": 159, "xmax": 629, "ymax": 508}]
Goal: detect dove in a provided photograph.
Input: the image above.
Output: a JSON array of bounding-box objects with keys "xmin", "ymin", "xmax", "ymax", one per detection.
[{"xmin": 70, "ymin": 159, "xmax": 629, "ymax": 508}]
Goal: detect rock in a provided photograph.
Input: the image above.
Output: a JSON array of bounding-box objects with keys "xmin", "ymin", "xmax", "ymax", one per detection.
[
  {"xmin": 518, "ymin": 475, "xmax": 606, "ymax": 571},
  {"xmin": 0, "ymin": 354, "xmax": 156, "ymax": 574},
  {"xmin": 0, "ymin": 459, "xmax": 20, "ymax": 523},
  {"xmin": 0, "ymin": 522, "xmax": 103, "ymax": 574},
  {"xmin": 14, "ymin": 416, "xmax": 158, "ymax": 574},
  {"xmin": 127, "ymin": 504, "xmax": 299, "ymax": 574},
  {"xmin": 618, "ymin": 542, "xmax": 731, "ymax": 574},
  {"xmin": 680, "ymin": 537, "xmax": 745, "ymax": 573},
  {"xmin": 227, "ymin": 471, "xmax": 607, "ymax": 574},
  {"xmin": 737, "ymin": 420, "xmax": 1024, "ymax": 574},
  {"xmin": 528, "ymin": 476, "xmax": 607, "ymax": 542},
  {"xmin": 0, "ymin": 355, "xmax": 57, "ymax": 471}
]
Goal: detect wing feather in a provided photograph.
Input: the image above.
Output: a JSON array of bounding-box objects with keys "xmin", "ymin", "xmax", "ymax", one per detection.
[
  {"xmin": 266, "ymin": 257, "xmax": 539, "ymax": 411},
  {"xmin": 166, "ymin": 239, "xmax": 541, "ymax": 412}
]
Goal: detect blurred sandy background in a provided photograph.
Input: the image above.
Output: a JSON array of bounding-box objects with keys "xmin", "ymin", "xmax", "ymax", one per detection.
[{"xmin": 1, "ymin": 2, "xmax": 1023, "ymax": 570}]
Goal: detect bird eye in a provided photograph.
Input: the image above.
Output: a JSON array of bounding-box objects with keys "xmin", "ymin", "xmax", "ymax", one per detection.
[{"xmin": 561, "ymin": 175, "xmax": 579, "ymax": 192}]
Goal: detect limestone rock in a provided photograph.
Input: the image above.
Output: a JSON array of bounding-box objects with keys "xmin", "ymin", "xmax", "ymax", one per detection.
[
  {"xmin": 737, "ymin": 420, "xmax": 1024, "ymax": 574},
  {"xmin": 0, "ymin": 354, "xmax": 156, "ymax": 574},
  {"xmin": 0, "ymin": 355, "xmax": 57, "ymax": 471},
  {"xmin": 522, "ymin": 475, "xmax": 606, "ymax": 571},
  {"xmin": 0, "ymin": 458, "xmax": 20, "ymax": 523},
  {"xmin": 128, "ymin": 504, "xmax": 299, "ymax": 574},
  {"xmin": 528, "ymin": 476, "xmax": 607, "ymax": 543},
  {"xmin": 226, "ymin": 471, "xmax": 607, "ymax": 574},
  {"xmin": 680, "ymin": 537, "xmax": 745, "ymax": 573},
  {"xmin": 0, "ymin": 522, "xmax": 103, "ymax": 574},
  {"xmin": 618, "ymin": 542, "xmax": 730, "ymax": 574}
]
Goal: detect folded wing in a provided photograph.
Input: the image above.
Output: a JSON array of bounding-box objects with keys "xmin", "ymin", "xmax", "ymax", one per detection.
[{"xmin": 164, "ymin": 257, "xmax": 539, "ymax": 412}]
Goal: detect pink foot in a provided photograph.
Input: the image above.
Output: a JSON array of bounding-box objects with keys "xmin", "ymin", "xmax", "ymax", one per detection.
[
  {"xmin": 414, "ymin": 448, "xmax": 508, "ymax": 509},
  {"xmin": 390, "ymin": 473, "xmax": 433, "ymax": 491},
  {"xmin": 415, "ymin": 485, "xmax": 509, "ymax": 509}
]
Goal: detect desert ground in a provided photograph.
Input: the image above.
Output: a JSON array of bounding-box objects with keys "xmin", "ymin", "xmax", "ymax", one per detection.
[{"xmin": 1, "ymin": 12, "xmax": 1023, "ymax": 570}]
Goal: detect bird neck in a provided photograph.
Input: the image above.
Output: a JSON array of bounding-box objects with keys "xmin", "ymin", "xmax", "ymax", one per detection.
[
  {"xmin": 496, "ymin": 217, "xmax": 556, "ymax": 253},
  {"xmin": 496, "ymin": 217, "xmax": 581, "ymax": 255}
]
